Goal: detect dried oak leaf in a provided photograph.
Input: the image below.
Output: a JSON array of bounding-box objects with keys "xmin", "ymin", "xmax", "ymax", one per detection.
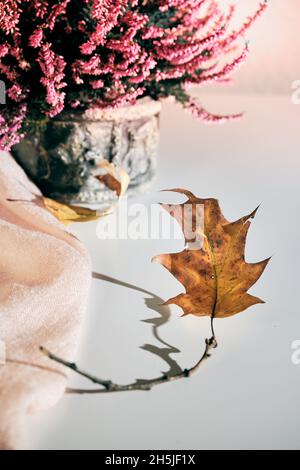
[{"xmin": 154, "ymin": 189, "xmax": 270, "ymax": 318}]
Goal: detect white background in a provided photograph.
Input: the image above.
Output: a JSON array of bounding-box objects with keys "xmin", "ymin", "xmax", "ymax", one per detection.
[
  {"xmin": 218, "ymin": 0, "xmax": 300, "ymax": 94},
  {"xmin": 28, "ymin": 93, "xmax": 300, "ymax": 450}
]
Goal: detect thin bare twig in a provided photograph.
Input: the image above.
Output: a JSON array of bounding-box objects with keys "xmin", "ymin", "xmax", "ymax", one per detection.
[
  {"xmin": 39, "ymin": 346, "xmax": 113, "ymax": 390},
  {"xmin": 40, "ymin": 320, "xmax": 218, "ymax": 395}
]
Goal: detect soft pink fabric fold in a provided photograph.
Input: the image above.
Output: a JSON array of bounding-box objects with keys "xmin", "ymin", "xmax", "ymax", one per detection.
[{"xmin": 0, "ymin": 153, "xmax": 91, "ymax": 450}]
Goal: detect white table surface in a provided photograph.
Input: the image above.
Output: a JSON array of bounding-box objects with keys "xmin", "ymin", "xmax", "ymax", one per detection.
[{"xmin": 27, "ymin": 93, "xmax": 300, "ymax": 450}]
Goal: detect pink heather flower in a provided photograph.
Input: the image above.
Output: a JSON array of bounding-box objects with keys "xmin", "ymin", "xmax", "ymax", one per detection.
[
  {"xmin": 0, "ymin": 0, "xmax": 20, "ymax": 34},
  {"xmin": 183, "ymin": 96, "xmax": 243, "ymax": 124},
  {"xmin": 48, "ymin": 0, "xmax": 72, "ymax": 31},
  {"xmin": 80, "ymin": 0, "xmax": 128, "ymax": 54},
  {"xmin": 0, "ymin": 104, "xmax": 27, "ymax": 151},
  {"xmin": 78, "ymin": 20, "xmax": 86, "ymax": 32},
  {"xmin": 70, "ymin": 99, "xmax": 81, "ymax": 108},
  {"xmin": 90, "ymin": 80, "xmax": 105, "ymax": 89},
  {"xmin": 0, "ymin": 44, "xmax": 9, "ymax": 58},
  {"xmin": 0, "ymin": 0, "xmax": 268, "ymax": 150},
  {"xmin": 7, "ymin": 84, "xmax": 24, "ymax": 102},
  {"xmin": 38, "ymin": 44, "xmax": 67, "ymax": 117},
  {"xmin": 29, "ymin": 29, "xmax": 43, "ymax": 48},
  {"xmin": 31, "ymin": 1, "xmax": 49, "ymax": 19}
]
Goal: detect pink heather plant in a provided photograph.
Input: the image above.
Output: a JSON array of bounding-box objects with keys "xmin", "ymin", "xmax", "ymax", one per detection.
[{"xmin": 0, "ymin": 0, "xmax": 267, "ymax": 151}]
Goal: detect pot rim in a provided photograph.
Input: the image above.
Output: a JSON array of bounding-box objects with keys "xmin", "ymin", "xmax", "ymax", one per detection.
[{"xmin": 37, "ymin": 97, "xmax": 163, "ymax": 124}]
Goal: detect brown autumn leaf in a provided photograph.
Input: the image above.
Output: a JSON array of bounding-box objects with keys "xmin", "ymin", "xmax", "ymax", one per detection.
[
  {"xmin": 43, "ymin": 161, "xmax": 129, "ymax": 225},
  {"xmin": 97, "ymin": 173, "xmax": 120, "ymax": 195},
  {"xmin": 96, "ymin": 160, "xmax": 130, "ymax": 199},
  {"xmin": 154, "ymin": 189, "xmax": 270, "ymax": 319}
]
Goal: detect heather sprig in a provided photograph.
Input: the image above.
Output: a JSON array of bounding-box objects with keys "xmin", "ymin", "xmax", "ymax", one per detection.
[{"xmin": 0, "ymin": 0, "xmax": 267, "ymax": 151}]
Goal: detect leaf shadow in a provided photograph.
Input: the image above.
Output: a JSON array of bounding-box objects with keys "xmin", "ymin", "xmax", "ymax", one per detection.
[{"xmin": 92, "ymin": 272, "xmax": 182, "ymax": 377}]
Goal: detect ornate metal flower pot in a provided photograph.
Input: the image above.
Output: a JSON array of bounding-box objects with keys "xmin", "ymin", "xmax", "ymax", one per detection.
[{"xmin": 12, "ymin": 98, "xmax": 161, "ymax": 204}]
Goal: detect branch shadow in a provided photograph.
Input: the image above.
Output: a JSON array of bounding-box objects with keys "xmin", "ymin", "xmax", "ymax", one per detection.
[{"xmin": 92, "ymin": 272, "xmax": 182, "ymax": 377}]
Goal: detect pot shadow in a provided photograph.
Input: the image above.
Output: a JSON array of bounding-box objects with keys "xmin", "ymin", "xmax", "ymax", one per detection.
[{"xmin": 92, "ymin": 272, "xmax": 183, "ymax": 377}]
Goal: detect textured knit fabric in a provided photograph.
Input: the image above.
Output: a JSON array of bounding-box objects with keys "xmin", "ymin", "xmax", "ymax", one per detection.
[{"xmin": 0, "ymin": 154, "xmax": 91, "ymax": 450}]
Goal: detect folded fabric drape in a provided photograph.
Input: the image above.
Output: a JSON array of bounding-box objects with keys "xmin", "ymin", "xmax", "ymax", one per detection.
[{"xmin": 0, "ymin": 154, "xmax": 91, "ymax": 450}]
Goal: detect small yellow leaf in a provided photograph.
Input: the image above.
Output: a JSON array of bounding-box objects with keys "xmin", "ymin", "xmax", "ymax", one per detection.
[{"xmin": 43, "ymin": 198, "xmax": 100, "ymax": 225}]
